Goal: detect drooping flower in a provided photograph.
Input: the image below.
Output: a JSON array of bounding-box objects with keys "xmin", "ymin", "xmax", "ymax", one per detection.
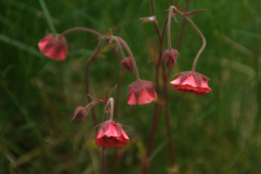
[
  {"xmin": 162, "ymin": 49, "xmax": 179, "ymax": 68},
  {"xmin": 128, "ymin": 80, "xmax": 157, "ymax": 105},
  {"xmin": 95, "ymin": 120, "xmax": 129, "ymax": 148},
  {"xmin": 170, "ymin": 71, "xmax": 212, "ymax": 95},
  {"xmin": 71, "ymin": 106, "xmax": 87, "ymax": 121},
  {"xmin": 38, "ymin": 33, "xmax": 67, "ymax": 61},
  {"xmin": 121, "ymin": 57, "xmax": 133, "ymax": 73}
]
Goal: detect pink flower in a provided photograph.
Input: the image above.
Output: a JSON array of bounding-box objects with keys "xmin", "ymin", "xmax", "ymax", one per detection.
[
  {"xmin": 95, "ymin": 121, "xmax": 129, "ymax": 148},
  {"xmin": 38, "ymin": 33, "xmax": 67, "ymax": 61},
  {"xmin": 128, "ymin": 80, "xmax": 157, "ymax": 105},
  {"xmin": 170, "ymin": 71, "xmax": 212, "ymax": 95}
]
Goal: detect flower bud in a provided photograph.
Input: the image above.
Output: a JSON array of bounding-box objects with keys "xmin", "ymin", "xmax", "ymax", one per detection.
[
  {"xmin": 71, "ymin": 106, "xmax": 87, "ymax": 121},
  {"xmin": 121, "ymin": 57, "xmax": 134, "ymax": 73},
  {"xmin": 162, "ymin": 49, "xmax": 179, "ymax": 68}
]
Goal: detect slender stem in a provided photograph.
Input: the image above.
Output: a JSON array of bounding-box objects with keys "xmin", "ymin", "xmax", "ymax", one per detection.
[
  {"xmin": 114, "ymin": 38, "xmax": 126, "ymax": 59},
  {"xmin": 101, "ymin": 109, "xmax": 108, "ymax": 174},
  {"xmin": 106, "ymin": 98, "xmax": 114, "ymax": 120},
  {"xmin": 155, "ymin": 17, "xmax": 168, "ymax": 93},
  {"xmin": 116, "ymin": 37, "xmax": 141, "ymax": 81},
  {"xmin": 102, "ymin": 147, "xmax": 107, "ymax": 174},
  {"xmin": 166, "ymin": 0, "xmax": 190, "ymax": 78},
  {"xmin": 39, "ymin": 0, "xmax": 57, "ymax": 37},
  {"xmin": 175, "ymin": 0, "xmax": 191, "ymax": 51},
  {"xmin": 173, "ymin": 7, "xmax": 206, "ymax": 72},
  {"xmin": 85, "ymin": 38, "xmax": 108, "ymax": 126},
  {"xmin": 59, "ymin": 27, "xmax": 101, "ymax": 37},
  {"xmin": 114, "ymin": 67, "xmax": 124, "ymax": 120},
  {"xmin": 83, "ymin": 99, "xmax": 106, "ymax": 110},
  {"xmin": 168, "ymin": 9, "xmax": 172, "ymax": 50},
  {"xmin": 162, "ymin": 64, "xmax": 176, "ymax": 168},
  {"xmin": 141, "ymin": 1, "xmax": 169, "ymax": 174}
]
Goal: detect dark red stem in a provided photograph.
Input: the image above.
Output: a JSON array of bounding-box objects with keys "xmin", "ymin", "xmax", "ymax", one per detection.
[
  {"xmin": 168, "ymin": 9, "xmax": 172, "ymax": 50},
  {"xmin": 162, "ymin": 64, "xmax": 176, "ymax": 168},
  {"xmin": 85, "ymin": 38, "xmax": 108, "ymax": 126},
  {"xmin": 59, "ymin": 27, "xmax": 101, "ymax": 37},
  {"xmin": 140, "ymin": 2, "xmax": 169, "ymax": 174},
  {"xmin": 115, "ymin": 37, "xmax": 141, "ymax": 81},
  {"xmin": 173, "ymin": 8, "xmax": 206, "ymax": 72},
  {"xmin": 167, "ymin": 0, "xmax": 190, "ymax": 78}
]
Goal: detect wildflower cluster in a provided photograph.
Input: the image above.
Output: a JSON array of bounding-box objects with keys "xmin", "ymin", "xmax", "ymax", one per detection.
[{"xmin": 38, "ymin": 1, "xmax": 212, "ymax": 173}]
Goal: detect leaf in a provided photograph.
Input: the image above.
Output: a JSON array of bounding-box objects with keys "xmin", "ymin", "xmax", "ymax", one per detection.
[{"xmin": 105, "ymin": 84, "xmax": 118, "ymax": 99}]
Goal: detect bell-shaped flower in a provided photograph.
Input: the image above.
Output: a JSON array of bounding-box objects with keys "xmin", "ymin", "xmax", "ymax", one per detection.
[
  {"xmin": 38, "ymin": 33, "xmax": 67, "ymax": 61},
  {"xmin": 170, "ymin": 71, "xmax": 212, "ymax": 95},
  {"xmin": 95, "ymin": 120, "xmax": 129, "ymax": 148},
  {"xmin": 128, "ymin": 80, "xmax": 157, "ymax": 105}
]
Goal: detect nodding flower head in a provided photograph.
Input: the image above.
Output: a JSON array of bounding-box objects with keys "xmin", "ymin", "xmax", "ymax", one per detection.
[
  {"xmin": 128, "ymin": 80, "xmax": 157, "ymax": 105},
  {"xmin": 38, "ymin": 33, "xmax": 67, "ymax": 61},
  {"xmin": 170, "ymin": 71, "xmax": 212, "ymax": 95},
  {"xmin": 162, "ymin": 49, "xmax": 179, "ymax": 68},
  {"xmin": 121, "ymin": 57, "xmax": 134, "ymax": 74},
  {"xmin": 71, "ymin": 106, "xmax": 87, "ymax": 121},
  {"xmin": 95, "ymin": 120, "xmax": 129, "ymax": 148}
]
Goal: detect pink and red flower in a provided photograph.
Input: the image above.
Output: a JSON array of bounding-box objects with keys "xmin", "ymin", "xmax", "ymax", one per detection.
[
  {"xmin": 38, "ymin": 33, "xmax": 67, "ymax": 61},
  {"xmin": 95, "ymin": 120, "xmax": 129, "ymax": 148},
  {"xmin": 128, "ymin": 80, "xmax": 157, "ymax": 105},
  {"xmin": 170, "ymin": 71, "xmax": 212, "ymax": 95}
]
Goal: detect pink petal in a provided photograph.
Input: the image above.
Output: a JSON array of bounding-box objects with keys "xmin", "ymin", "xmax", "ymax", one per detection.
[
  {"xmin": 56, "ymin": 47, "xmax": 67, "ymax": 61},
  {"xmin": 38, "ymin": 39, "xmax": 50, "ymax": 51},
  {"xmin": 179, "ymin": 75, "xmax": 199, "ymax": 87},
  {"xmin": 128, "ymin": 92, "xmax": 137, "ymax": 105},
  {"xmin": 170, "ymin": 75, "xmax": 182, "ymax": 85},
  {"xmin": 137, "ymin": 89, "xmax": 155, "ymax": 105}
]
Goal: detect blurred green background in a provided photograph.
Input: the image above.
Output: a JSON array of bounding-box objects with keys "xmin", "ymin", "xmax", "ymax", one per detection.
[{"xmin": 1, "ymin": 0, "xmax": 261, "ymax": 173}]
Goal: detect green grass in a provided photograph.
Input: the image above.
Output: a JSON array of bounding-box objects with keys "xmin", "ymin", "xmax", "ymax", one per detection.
[{"xmin": 0, "ymin": 0, "xmax": 261, "ymax": 173}]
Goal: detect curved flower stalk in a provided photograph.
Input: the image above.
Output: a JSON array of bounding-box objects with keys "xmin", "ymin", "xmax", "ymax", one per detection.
[
  {"xmin": 169, "ymin": 6, "xmax": 212, "ymax": 95},
  {"xmin": 38, "ymin": 27, "xmax": 101, "ymax": 60}
]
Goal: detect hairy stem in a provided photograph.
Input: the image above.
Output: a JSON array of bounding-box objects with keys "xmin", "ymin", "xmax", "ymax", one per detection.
[
  {"xmin": 173, "ymin": 7, "xmax": 206, "ymax": 72},
  {"xmin": 59, "ymin": 27, "xmax": 101, "ymax": 37},
  {"xmin": 167, "ymin": 0, "xmax": 190, "ymax": 78},
  {"xmin": 116, "ymin": 37, "xmax": 141, "ymax": 81},
  {"xmin": 106, "ymin": 98, "xmax": 114, "ymax": 120},
  {"xmin": 162, "ymin": 64, "xmax": 176, "ymax": 168},
  {"xmin": 141, "ymin": 1, "xmax": 169, "ymax": 173},
  {"xmin": 85, "ymin": 38, "xmax": 108, "ymax": 126},
  {"xmin": 168, "ymin": 9, "xmax": 172, "ymax": 50},
  {"xmin": 175, "ymin": 0, "xmax": 191, "ymax": 51}
]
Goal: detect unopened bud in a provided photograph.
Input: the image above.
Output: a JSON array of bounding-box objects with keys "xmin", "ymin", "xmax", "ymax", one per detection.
[
  {"xmin": 121, "ymin": 57, "xmax": 134, "ymax": 74},
  {"xmin": 71, "ymin": 106, "xmax": 87, "ymax": 122},
  {"xmin": 162, "ymin": 49, "xmax": 179, "ymax": 69}
]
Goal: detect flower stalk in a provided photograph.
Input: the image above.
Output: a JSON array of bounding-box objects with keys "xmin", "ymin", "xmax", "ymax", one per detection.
[
  {"xmin": 172, "ymin": 6, "xmax": 206, "ymax": 72},
  {"xmin": 59, "ymin": 27, "xmax": 101, "ymax": 37},
  {"xmin": 115, "ymin": 37, "xmax": 141, "ymax": 81}
]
